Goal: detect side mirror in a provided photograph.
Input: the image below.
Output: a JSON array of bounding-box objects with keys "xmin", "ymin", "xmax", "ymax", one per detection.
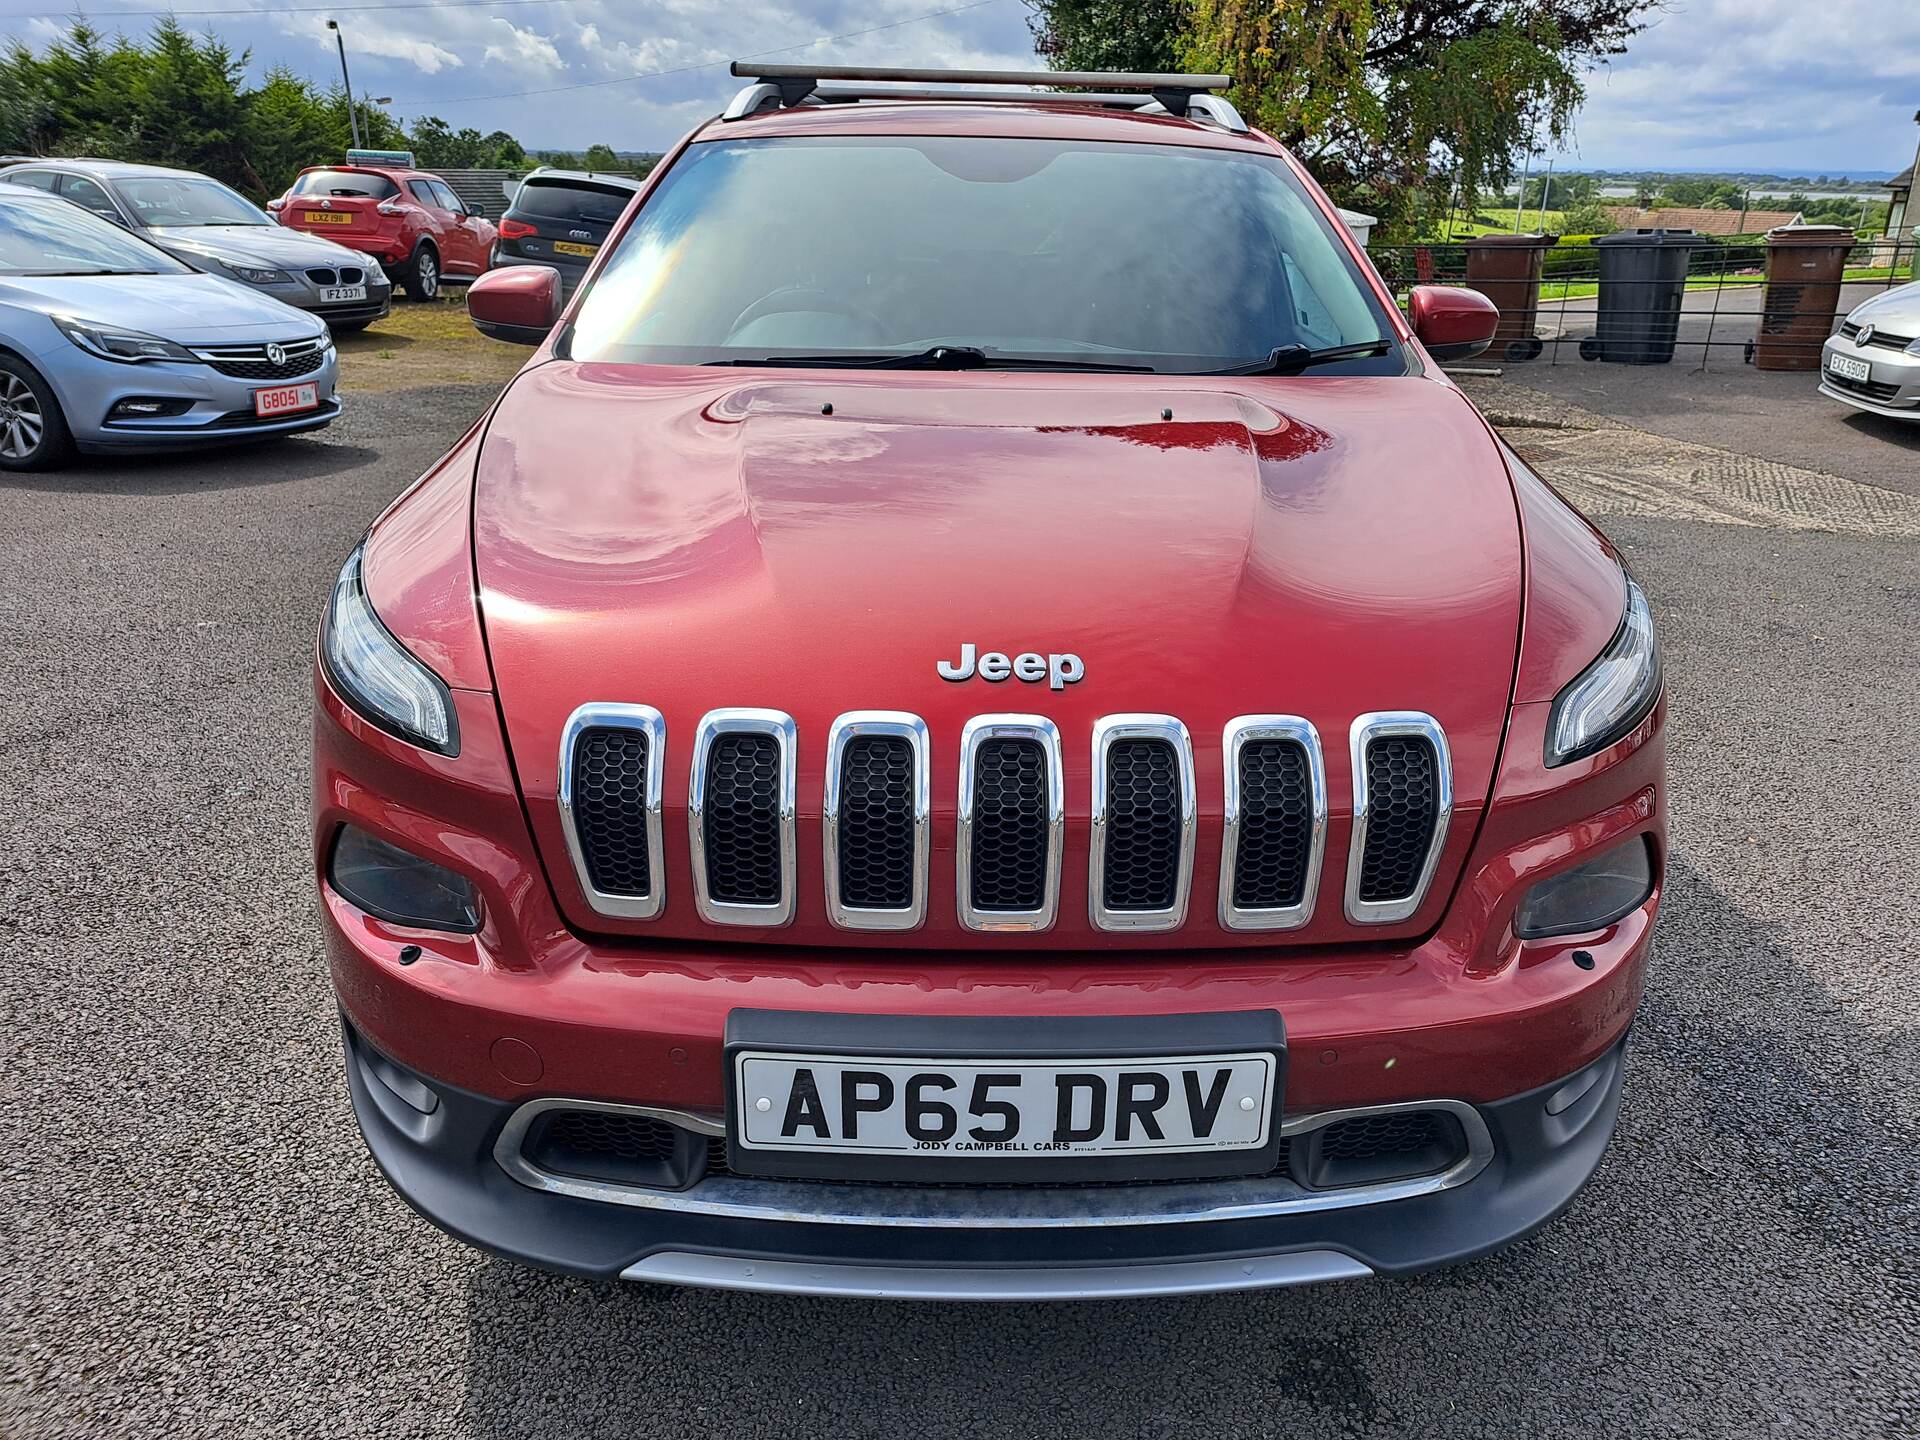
[
  {"xmin": 469, "ymin": 265, "xmax": 561, "ymax": 346},
  {"xmin": 265, "ymin": 197, "xmax": 285, "ymax": 212},
  {"xmin": 1408, "ymin": 285, "xmax": 1499, "ymax": 362}
]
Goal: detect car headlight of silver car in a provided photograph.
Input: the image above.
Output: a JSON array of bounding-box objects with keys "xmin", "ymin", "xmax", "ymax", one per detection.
[
  {"xmin": 52, "ymin": 315, "xmax": 199, "ymax": 364},
  {"xmin": 227, "ymin": 263, "xmax": 290, "ymax": 285},
  {"xmin": 321, "ymin": 545, "xmax": 458, "ymax": 755},
  {"xmin": 1546, "ymin": 576, "xmax": 1660, "ymax": 766}
]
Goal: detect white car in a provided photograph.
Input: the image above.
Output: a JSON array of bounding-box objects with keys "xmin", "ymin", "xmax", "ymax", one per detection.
[{"xmin": 1820, "ymin": 278, "xmax": 1920, "ymax": 421}]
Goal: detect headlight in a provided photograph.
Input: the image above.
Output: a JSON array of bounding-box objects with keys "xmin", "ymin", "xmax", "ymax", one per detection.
[
  {"xmin": 1515, "ymin": 837, "xmax": 1654, "ymax": 938},
  {"xmin": 53, "ymin": 315, "xmax": 198, "ymax": 364},
  {"xmin": 1546, "ymin": 576, "xmax": 1660, "ymax": 766},
  {"xmin": 363, "ymin": 257, "xmax": 386, "ymax": 280},
  {"xmin": 321, "ymin": 545, "xmax": 458, "ymax": 754},
  {"xmin": 329, "ymin": 825, "xmax": 480, "ymax": 931},
  {"xmin": 227, "ymin": 264, "xmax": 290, "ymax": 285}
]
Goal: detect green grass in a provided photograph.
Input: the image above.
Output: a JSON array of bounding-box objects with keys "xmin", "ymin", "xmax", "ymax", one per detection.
[
  {"xmin": 1537, "ymin": 263, "xmax": 1913, "ymax": 303},
  {"xmin": 1446, "ymin": 209, "xmax": 1567, "ymax": 237}
]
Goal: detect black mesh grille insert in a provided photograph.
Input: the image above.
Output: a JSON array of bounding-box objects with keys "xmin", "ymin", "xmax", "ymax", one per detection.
[
  {"xmin": 1101, "ymin": 739, "xmax": 1182, "ymax": 911},
  {"xmin": 970, "ymin": 739, "xmax": 1049, "ymax": 912},
  {"xmin": 1303, "ymin": 1110, "xmax": 1465, "ymax": 1188},
  {"xmin": 1357, "ymin": 736, "xmax": 1439, "ymax": 903},
  {"xmin": 545, "ymin": 1110, "xmax": 679, "ymax": 1162},
  {"xmin": 1231, "ymin": 740, "xmax": 1313, "ymax": 910},
  {"xmin": 837, "ymin": 736, "xmax": 915, "ymax": 910},
  {"xmin": 702, "ymin": 733, "xmax": 783, "ymax": 905},
  {"xmin": 571, "ymin": 727, "xmax": 651, "ymax": 896}
]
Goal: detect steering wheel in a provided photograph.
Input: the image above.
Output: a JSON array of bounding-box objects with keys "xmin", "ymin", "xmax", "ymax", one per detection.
[{"xmin": 725, "ymin": 286, "xmax": 889, "ymax": 344}]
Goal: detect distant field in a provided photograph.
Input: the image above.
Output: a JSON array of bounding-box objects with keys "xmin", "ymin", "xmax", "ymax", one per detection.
[
  {"xmin": 1446, "ymin": 209, "xmax": 1568, "ymax": 237},
  {"xmin": 1538, "ymin": 263, "xmax": 1914, "ymax": 303}
]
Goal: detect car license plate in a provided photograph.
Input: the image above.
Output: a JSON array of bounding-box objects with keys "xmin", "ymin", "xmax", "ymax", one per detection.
[
  {"xmin": 733, "ymin": 1050, "xmax": 1277, "ymax": 1159},
  {"xmin": 320, "ymin": 284, "xmax": 367, "ymax": 303},
  {"xmin": 304, "ymin": 211, "xmax": 354, "ymax": 225},
  {"xmin": 552, "ymin": 240, "xmax": 597, "ymax": 257},
  {"xmin": 1827, "ymin": 352, "xmax": 1871, "ymax": 383},
  {"xmin": 253, "ymin": 382, "xmax": 319, "ymax": 418}
]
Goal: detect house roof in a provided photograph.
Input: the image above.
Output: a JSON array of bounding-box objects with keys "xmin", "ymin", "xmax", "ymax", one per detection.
[
  {"xmin": 1603, "ymin": 205, "xmax": 1803, "ymax": 236},
  {"xmin": 1890, "ymin": 166, "xmax": 1913, "ymax": 192}
]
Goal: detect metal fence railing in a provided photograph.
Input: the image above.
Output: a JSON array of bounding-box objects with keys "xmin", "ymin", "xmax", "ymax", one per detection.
[{"xmin": 1368, "ymin": 234, "xmax": 1917, "ymax": 371}]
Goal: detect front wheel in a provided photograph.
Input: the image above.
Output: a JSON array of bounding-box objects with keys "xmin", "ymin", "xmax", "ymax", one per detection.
[
  {"xmin": 0, "ymin": 355, "xmax": 76, "ymax": 471},
  {"xmin": 402, "ymin": 246, "xmax": 440, "ymax": 302}
]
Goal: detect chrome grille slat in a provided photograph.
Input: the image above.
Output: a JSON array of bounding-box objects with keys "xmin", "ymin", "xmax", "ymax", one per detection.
[
  {"xmin": 823, "ymin": 712, "xmax": 930, "ymax": 930},
  {"xmin": 689, "ymin": 709, "xmax": 797, "ymax": 927},
  {"xmin": 1089, "ymin": 715, "xmax": 1195, "ymax": 932},
  {"xmin": 1344, "ymin": 712, "xmax": 1452, "ymax": 925},
  {"xmin": 957, "ymin": 715, "xmax": 1063, "ymax": 932},
  {"xmin": 557, "ymin": 704, "xmax": 666, "ymax": 920},
  {"xmin": 1219, "ymin": 716, "xmax": 1326, "ymax": 931}
]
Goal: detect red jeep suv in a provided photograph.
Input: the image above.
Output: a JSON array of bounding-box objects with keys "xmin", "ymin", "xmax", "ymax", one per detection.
[
  {"xmin": 272, "ymin": 157, "xmax": 494, "ymax": 301},
  {"xmin": 315, "ymin": 67, "xmax": 1664, "ymax": 1300}
]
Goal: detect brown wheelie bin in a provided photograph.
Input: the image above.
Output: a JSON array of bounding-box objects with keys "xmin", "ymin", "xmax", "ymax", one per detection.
[
  {"xmin": 1463, "ymin": 233, "xmax": 1558, "ymax": 361},
  {"xmin": 1753, "ymin": 224, "xmax": 1856, "ymax": 371}
]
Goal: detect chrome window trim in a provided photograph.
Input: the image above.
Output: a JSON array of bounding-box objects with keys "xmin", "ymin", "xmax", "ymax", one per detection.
[
  {"xmin": 1218, "ymin": 716, "xmax": 1326, "ymax": 931},
  {"xmin": 1344, "ymin": 711, "xmax": 1453, "ymax": 925},
  {"xmin": 495, "ymin": 1095, "xmax": 1493, "ymax": 1230},
  {"xmin": 689, "ymin": 708, "xmax": 799, "ymax": 927},
  {"xmin": 822, "ymin": 711, "xmax": 931, "ymax": 931},
  {"xmin": 956, "ymin": 714, "xmax": 1064, "ymax": 933},
  {"xmin": 556, "ymin": 702, "xmax": 666, "ymax": 920},
  {"xmin": 1088, "ymin": 714, "xmax": 1196, "ymax": 932}
]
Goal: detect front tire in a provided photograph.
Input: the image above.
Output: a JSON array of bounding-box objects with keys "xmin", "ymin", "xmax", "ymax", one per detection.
[
  {"xmin": 0, "ymin": 355, "xmax": 75, "ymax": 472},
  {"xmin": 402, "ymin": 245, "xmax": 440, "ymax": 302}
]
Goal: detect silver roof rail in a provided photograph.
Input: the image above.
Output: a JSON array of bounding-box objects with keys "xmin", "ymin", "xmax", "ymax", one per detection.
[{"xmin": 722, "ymin": 62, "xmax": 1239, "ymax": 127}]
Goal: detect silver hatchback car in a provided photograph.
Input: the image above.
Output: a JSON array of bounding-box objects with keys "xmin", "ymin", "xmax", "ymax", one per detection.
[
  {"xmin": 0, "ymin": 159, "xmax": 393, "ymax": 331},
  {"xmin": 0, "ymin": 185, "xmax": 339, "ymax": 470},
  {"xmin": 1820, "ymin": 276, "xmax": 1920, "ymax": 422}
]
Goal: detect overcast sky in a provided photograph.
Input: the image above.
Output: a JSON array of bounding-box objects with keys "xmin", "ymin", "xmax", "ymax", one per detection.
[{"xmin": 10, "ymin": 0, "xmax": 1920, "ymax": 175}]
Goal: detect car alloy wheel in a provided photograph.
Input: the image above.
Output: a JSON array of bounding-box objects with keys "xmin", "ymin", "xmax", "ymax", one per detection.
[
  {"xmin": 414, "ymin": 249, "xmax": 439, "ymax": 301},
  {"xmin": 0, "ymin": 372, "xmax": 45, "ymax": 460}
]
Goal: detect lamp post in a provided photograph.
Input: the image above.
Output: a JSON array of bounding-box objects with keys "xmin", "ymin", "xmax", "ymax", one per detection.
[{"xmin": 327, "ymin": 20, "xmax": 360, "ymax": 150}]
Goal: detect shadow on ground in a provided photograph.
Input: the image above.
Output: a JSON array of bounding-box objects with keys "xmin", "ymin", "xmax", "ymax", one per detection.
[{"xmin": 0, "ymin": 432, "xmax": 379, "ymax": 497}]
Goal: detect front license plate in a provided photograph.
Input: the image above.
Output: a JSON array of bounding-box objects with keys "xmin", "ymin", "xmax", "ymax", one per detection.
[
  {"xmin": 253, "ymin": 382, "xmax": 318, "ymax": 418},
  {"xmin": 1827, "ymin": 352, "xmax": 1872, "ymax": 383},
  {"xmin": 304, "ymin": 211, "xmax": 354, "ymax": 225},
  {"xmin": 734, "ymin": 1051, "xmax": 1277, "ymax": 1159},
  {"xmin": 552, "ymin": 240, "xmax": 598, "ymax": 257},
  {"xmin": 320, "ymin": 284, "xmax": 367, "ymax": 303}
]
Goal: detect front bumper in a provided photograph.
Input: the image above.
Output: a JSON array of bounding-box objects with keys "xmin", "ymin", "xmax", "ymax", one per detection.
[
  {"xmin": 344, "ymin": 1013, "xmax": 1630, "ymax": 1297},
  {"xmin": 57, "ymin": 349, "xmax": 342, "ymax": 453},
  {"xmin": 1819, "ymin": 333, "xmax": 1920, "ymax": 419}
]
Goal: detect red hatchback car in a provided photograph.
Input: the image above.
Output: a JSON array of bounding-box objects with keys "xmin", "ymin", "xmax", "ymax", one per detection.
[
  {"xmin": 315, "ymin": 67, "xmax": 1665, "ymax": 1300},
  {"xmin": 272, "ymin": 156, "xmax": 494, "ymax": 301}
]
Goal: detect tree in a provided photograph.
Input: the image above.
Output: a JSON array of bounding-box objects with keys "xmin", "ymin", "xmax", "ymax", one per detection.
[
  {"xmin": 1026, "ymin": 0, "xmax": 1661, "ymax": 240},
  {"xmin": 581, "ymin": 143, "xmax": 620, "ymax": 171},
  {"xmin": 1026, "ymin": 0, "xmax": 1184, "ymax": 71}
]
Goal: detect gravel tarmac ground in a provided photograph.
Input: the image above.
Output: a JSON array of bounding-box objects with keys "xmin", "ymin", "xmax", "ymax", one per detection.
[{"xmin": 1, "ymin": 382, "xmax": 1916, "ymax": 1439}]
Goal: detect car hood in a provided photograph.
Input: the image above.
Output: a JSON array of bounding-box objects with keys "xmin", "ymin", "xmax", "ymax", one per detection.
[
  {"xmin": 0, "ymin": 272, "xmax": 324, "ymax": 343},
  {"xmin": 149, "ymin": 224, "xmax": 376, "ymax": 271},
  {"xmin": 1844, "ymin": 279, "xmax": 1920, "ymax": 332},
  {"xmin": 473, "ymin": 363, "xmax": 1524, "ymax": 948}
]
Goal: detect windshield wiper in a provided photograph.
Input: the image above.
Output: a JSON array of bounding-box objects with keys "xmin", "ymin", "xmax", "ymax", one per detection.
[
  {"xmin": 1209, "ymin": 339, "xmax": 1392, "ymax": 375},
  {"xmin": 708, "ymin": 345, "xmax": 1152, "ymax": 372}
]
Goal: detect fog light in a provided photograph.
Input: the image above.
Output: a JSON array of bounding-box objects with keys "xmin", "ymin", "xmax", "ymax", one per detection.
[
  {"xmin": 107, "ymin": 397, "xmax": 191, "ymax": 420},
  {"xmin": 1515, "ymin": 837, "xmax": 1653, "ymax": 939},
  {"xmin": 329, "ymin": 825, "xmax": 480, "ymax": 932}
]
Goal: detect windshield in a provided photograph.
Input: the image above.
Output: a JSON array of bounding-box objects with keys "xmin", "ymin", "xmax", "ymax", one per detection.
[
  {"xmin": 0, "ymin": 196, "xmax": 191, "ymax": 275},
  {"xmin": 118, "ymin": 175, "xmax": 269, "ymax": 227},
  {"xmin": 515, "ymin": 177, "xmax": 633, "ymax": 226},
  {"xmin": 291, "ymin": 170, "xmax": 398, "ymax": 201},
  {"xmin": 567, "ymin": 136, "xmax": 1397, "ymax": 372}
]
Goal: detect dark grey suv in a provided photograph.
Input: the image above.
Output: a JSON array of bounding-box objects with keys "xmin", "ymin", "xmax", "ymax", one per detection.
[{"xmin": 491, "ymin": 168, "xmax": 643, "ymax": 295}]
